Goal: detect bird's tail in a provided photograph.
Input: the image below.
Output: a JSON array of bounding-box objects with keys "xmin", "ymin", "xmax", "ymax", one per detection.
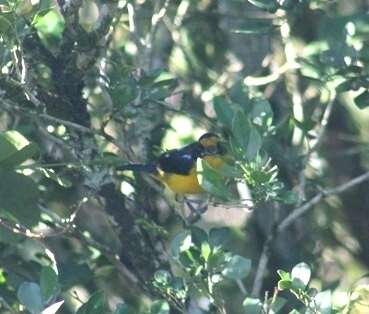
[{"xmin": 117, "ymin": 163, "xmax": 157, "ymax": 173}]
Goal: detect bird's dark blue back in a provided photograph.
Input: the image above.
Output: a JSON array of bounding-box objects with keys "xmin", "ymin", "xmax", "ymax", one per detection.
[{"xmin": 157, "ymin": 142, "xmax": 201, "ymax": 175}]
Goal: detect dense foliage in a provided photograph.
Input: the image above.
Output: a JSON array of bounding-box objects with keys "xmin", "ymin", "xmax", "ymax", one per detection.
[{"xmin": 1, "ymin": 0, "xmax": 369, "ymax": 313}]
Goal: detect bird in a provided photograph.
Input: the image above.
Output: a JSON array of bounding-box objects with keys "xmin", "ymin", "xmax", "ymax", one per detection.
[{"xmin": 118, "ymin": 132, "xmax": 226, "ymax": 195}]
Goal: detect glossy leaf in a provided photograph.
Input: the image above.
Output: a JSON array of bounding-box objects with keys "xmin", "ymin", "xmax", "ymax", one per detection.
[
  {"xmin": 222, "ymin": 255, "xmax": 251, "ymax": 280},
  {"xmin": 76, "ymin": 291, "xmax": 105, "ymax": 314},
  {"xmin": 354, "ymin": 90, "xmax": 369, "ymax": 109},
  {"xmin": 242, "ymin": 297, "xmax": 263, "ymax": 314},
  {"xmin": 0, "ymin": 130, "xmax": 39, "ymax": 168},
  {"xmin": 0, "ymin": 169, "xmax": 39, "ymax": 226},
  {"xmin": 209, "ymin": 227, "xmax": 230, "ymax": 248},
  {"xmin": 170, "ymin": 231, "xmax": 192, "ymax": 258},
  {"xmin": 232, "ymin": 111, "xmax": 250, "ymax": 152},
  {"xmin": 246, "ymin": 126, "xmax": 262, "ymax": 160},
  {"xmin": 40, "ymin": 266, "xmax": 59, "ymax": 304},
  {"xmin": 291, "ymin": 262, "xmax": 311, "ymax": 288},
  {"xmin": 213, "ymin": 96, "xmax": 235, "ymax": 128}
]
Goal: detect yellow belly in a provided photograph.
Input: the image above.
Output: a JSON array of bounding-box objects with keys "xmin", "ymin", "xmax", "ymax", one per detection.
[
  {"xmin": 160, "ymin": 168, "xmax": 203, "ymax": 194},
  {"xmin": 157, "ymin": 156, "xmax": 225, "ymax": 195}
]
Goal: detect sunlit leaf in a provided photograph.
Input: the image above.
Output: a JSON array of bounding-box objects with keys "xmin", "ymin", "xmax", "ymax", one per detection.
[
  {"xmin": 291, "ymin": 262, "xmax": 311, "ymax": 288},
  {"xmin": 150, "ymin": 300, "xmax": 170, "ymax": 314},
  {"xmin": 42, "ymin": 300, "xmax": 64, "ymax": 314},
  {"xmin": 0, "ymin": 130, "xmax": 39, "ymax": 168},
  {"xmin": 33, "ymin": 9, "xmax": 65, "ymax": 39},
  {"xmin": 242, "ymin": 297, "xmax": 263, "ymax": 314},
  {"xmin": 170, "ymin": 231, "xmax": 192, "ymax": 258}
]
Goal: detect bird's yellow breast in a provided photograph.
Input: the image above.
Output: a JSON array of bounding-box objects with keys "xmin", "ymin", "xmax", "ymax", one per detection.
[
  {"xmin": 203, "ymin": 155, "xmax": 225, "ymax": 169},
  {"xmin": 159, "ymin": 167, "xmax": 203, "ymax": 194}
]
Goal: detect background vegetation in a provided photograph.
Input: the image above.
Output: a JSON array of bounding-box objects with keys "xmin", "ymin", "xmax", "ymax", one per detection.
[{"xmin": 1, "ymin": 0, "xmax": 369, "ymax": 313}]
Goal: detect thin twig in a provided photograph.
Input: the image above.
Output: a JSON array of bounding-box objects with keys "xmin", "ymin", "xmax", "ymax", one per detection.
[
  {"xmin": 251, "ymin": 170, "xmax": 369, "ymax": 297},
  {"xmin": 0, "ymin": 98, "xmax": 127, "ymax": 153}
]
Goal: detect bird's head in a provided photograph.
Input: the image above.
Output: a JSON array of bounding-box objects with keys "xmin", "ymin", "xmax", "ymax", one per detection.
[{"xmin": 198, "ymin": 133, "xmax": 226, "ymax": 157}]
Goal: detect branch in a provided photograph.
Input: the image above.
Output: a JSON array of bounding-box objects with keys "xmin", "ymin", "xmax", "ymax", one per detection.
[
  {"xmin": 251, "ymin": 170, "xmax": 369, "ymax": 297},
  {"xmin": 0, "ymin": 197, "xmax": 87, "ymax": 239},
  {"xmin": 0, "ymin": 98, "xmax": 127, "ymax": 154}
]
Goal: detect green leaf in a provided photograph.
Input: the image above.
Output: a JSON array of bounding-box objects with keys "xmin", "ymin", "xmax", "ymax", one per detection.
[
  {"xmin": 278, "ymin": 279, "xmax": 292, "ymax": 290},
  {"xmin": 269, "ymin": 297, "xmax": 287, "ymax": 314},
  {"xmin": 153, "ymin": 270, "xmax": 171, "ymax": 286},
  {"xmin": 150, "ymin": 300, "xmax": 170, "ymax": 314},
  {"xmin": 113, "ymin": 303, "xmax": 131, "ymax": 314},
  {"xmin": 250, "ymin": 99, "xmax": 273, "ymax": 128},
  {"xmin": 0, "ymin": 12, "xmax": 16, "ymax": 39},
  {"xmin": 213, "ymin": 97, "xmax": 235, "ymax": 128},
  {"xmin": 242, "ymin": 297, "xmax": 263, "ymax": 314},
  {"xmin": 354, "ymin": 90, "xmax": 369, "ymax": 109},
  {"xmin": 201, "ymin": 242, "xmax": 211, "ymax": 262},
  {"xmin": 291, "ymin": 277, "xmax": 306, "ymax": 290},
  {"xmin": 209, "ymin": 227, "xmax": 230, "ymax": 248},
  {"xmin": 232, "ymin": 111, "xmax": 250, "ymax": 152},
  {"xmin": 312, "ymin": 290, "xmax": 332, "ymax": 314},
  {"xmin": 291, "ymin": 262, "xmax": 311, "ymax": 288},
  {"xmin": 277, "ymin": 269, "xmax": 291, "ymax": 281},
  {"xmin": 246, "ymin": 126, "xmax": 262, "ymax": 160},
  {"xmin": 231, "ymin": 20, "xmax": 276, "ymax": 35},
  {"xmin": 17, "ymin": 282, "xmax": 43, "ymax": 314},
  {"xmin": 190, "ymin": 227, "xmax": 208, "ymax": 248},
  {"xmin": 0, "ymin": 130, "xmax": 39, "ymax": 168},
  {"xmin": 110, "ymin": 80, "xmax": 139, "ymax": 107},
  {"xmin": 222, "ymin": 255, "xmax": 251, "ymax": 280},
  {"xmin": 76, "ymin": 291, "xmax": 105, "ymax": 314},
  {"xmin": 229, "ymin": 81, "xmax": 251, "ymax": 105},
  {"xmin": 41, "ymin": 300, "xmax": 64, "ymax": 314},
  {"xmin": 336, "ymin": 79, "xmax": 355, "ymax": 93},
  {"xmin": 40, "ymin": 266, "xmax": 59, "ymax": 304},
  {"xmin": 170, "ymin": 231, "xmax": 192, "ymax": 258},
  {"xmin": 207, "ymin": 250, "xmax": 227, "ymax": 271},
  {"xmin": 59, "ymin": 262, "xmax": 92, "ymax": 288},
  {"xmin": 198, "ymin": 160, "xmax": 230, "ymax": 200},
  {"xmin": 0, "ymin": 169, "xmax": 39, "ymax": 227},
  {"xmin": 33, "ymin": 9, "xmax": 65, "ymax": 39},
  {"xmin": 247, "ymin": 0, "xmax": 279, "ymax": 12}
]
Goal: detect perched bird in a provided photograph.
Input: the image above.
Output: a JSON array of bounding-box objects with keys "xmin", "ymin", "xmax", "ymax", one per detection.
[{"xmin": 118, "ymin": 133, "xmax": 225, "ymax": 195}]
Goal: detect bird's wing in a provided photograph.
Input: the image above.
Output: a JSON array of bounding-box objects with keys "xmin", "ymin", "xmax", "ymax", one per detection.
[{"xmin": 158, "ymin": 148, "xmax": 197, "ymax": 175}]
